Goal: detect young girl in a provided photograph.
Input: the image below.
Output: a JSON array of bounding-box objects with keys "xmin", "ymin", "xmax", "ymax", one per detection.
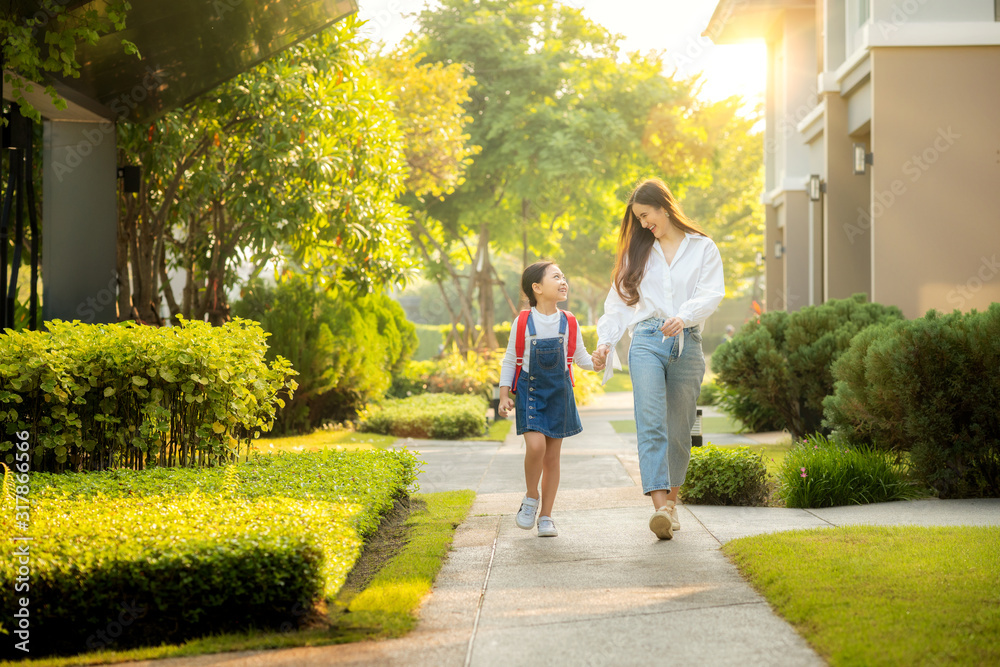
[
  {"xmin": 497, "ymin": 261, "xmax": 594, "ymax": 537},
  {"xmin": 593, "ymin": 178, "xmax": 724, "ymax": 540}
]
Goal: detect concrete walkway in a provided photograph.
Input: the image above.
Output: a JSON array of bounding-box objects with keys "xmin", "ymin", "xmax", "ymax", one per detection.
[{"xmin": 121, "ymin": 393, "xmax": 1000, "ymax": 667}]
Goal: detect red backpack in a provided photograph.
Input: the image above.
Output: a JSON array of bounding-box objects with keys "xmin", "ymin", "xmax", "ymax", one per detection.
[{"xmin": 510, "ymin": 309, "xmax": 577, "ymax": 394}]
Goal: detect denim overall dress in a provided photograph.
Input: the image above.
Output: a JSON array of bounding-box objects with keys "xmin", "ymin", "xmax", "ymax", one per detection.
[{"xmin": 513, "ymin": 312, "xmax": 583, "ymax": 439}]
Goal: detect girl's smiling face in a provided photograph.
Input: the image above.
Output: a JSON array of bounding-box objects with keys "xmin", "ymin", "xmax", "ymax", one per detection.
[
  {"xmin": 533, "ymin": 264, "xmax": 569, "ymax": 304},
  {"xmin": 632, "ymin": 202, "xmax": 671, "ymax": 239}
]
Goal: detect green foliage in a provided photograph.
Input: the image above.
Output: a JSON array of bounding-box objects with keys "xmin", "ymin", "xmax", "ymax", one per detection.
[
  {"xmin": 359, "ymin": 394, "xmax": 487, "ymax": 440},
  {"xmin": 777, "ymin": 434, "xmax": 918, "ymax": 508},
  {"xmin": 697, "ymin": 380, "xmax": 720, "ymax": 406},
  {"xmin": 823, "ymin": 305, "xmax": 1000, "ymax": 499},
  {"xmin": 494, "ymin": 321, "xmax": 598, "ymax": 352},
  {"xmin": 680, "ymin": 444, "xmax": 769, "ymax": 506},
  {"xmin": 713, "ymin": 381, "xmax": 783, "ymax": 433},
  {"xmin": 711, "ymin": 294, "xmax": 902, "ymax": 439},
  {"xmin": 1, "ymin": 1, "xmax": 136, "ymax": 123},
  {"xmin": 0, "ymin": 318, "xmax": 295, "ymax": 472},
  {"xmin": 231, "ymin": 275, "xmax": 416, "ymax": 434},
  {"xmin": 117, "ymin": 15, "xmax": 412, "ymax": 324},
  {"xmin": 0, "ymin": 449, "xmax": 417, "ymax": 657}
]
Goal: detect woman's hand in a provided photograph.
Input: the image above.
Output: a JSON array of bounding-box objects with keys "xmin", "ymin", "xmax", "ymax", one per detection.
[
  {"xmin": 592, "ymin": 344, "xmax": 610, "ymax": 371},
  {"xmin": 659, "ymin": 317, "xmax": 685, "ymax": 338}
]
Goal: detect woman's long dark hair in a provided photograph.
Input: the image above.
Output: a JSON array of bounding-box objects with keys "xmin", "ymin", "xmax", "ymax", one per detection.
[{"xmin": 611, "ymin": 178, "xmax": 709, "ymax": 306}]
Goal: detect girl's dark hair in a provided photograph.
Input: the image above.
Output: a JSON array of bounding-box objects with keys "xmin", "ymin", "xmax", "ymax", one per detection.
[
  {"xmin": 521, "ymin": 261, "xmax": 556, "ymax": 308},
  {"xmin": 612, "ymin": 178, "xmax": 709, "ymax": 306}
]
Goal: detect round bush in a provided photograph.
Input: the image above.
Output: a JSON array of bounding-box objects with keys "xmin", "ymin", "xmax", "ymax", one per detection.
[
  {"xmin": 358, "ymin": 393, "xmax": 487, "ymax": 439},
  {"xmin": 681, "ymin": 445, "xmax": 769, "ymax": 506},
  {"xmin": 823, "ymin": 304, "xmax": 1000, "ymax": 499}
]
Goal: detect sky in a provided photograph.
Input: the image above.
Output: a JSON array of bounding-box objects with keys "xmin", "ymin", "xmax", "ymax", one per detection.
[{"xmin": 355, "ymin": 0, "xmax": 767, "ymax": 104}]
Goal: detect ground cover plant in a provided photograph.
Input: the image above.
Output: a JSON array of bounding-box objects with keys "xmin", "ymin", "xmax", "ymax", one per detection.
[
  {"xmin": 0, "ymin": 318, "xmax": 296, "ymax": 472},
  {"xmin": 777, "ymin": 434, "xmax": 920, "ymax": 508},
  {"xmin": 681, "ymin": 445, "xmax": 769, "ymax": 506},
  {"xmin": 725, "ymin": 525, "xmax": 1000, "ymax": 666},
  {"xmin": 0, "ymin": 449, "xmax": 417, "ymax": 658},
  {"xmin": 359, "ymin": 393, "xmax": 488, "ymax": 439}
]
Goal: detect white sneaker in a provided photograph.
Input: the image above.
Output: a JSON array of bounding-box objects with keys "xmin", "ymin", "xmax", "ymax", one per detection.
[
  {"xmin": 515, "ymin": 495, "xmax": 539, "ymax": 529},
  {"xmin": 537, "ymin": 516, "xmax": 558, "ymax": 537},
  {"xmin": 649, "ymin": 504, "xmax": 674, "ymax": 540},
  {"xmin": 668, "ymin": 503, "xmax": 681, "ymax": 531}
]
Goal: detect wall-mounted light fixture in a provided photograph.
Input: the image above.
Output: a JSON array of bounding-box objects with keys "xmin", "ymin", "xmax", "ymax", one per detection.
[
  {"xmin": 774, "ymin": 241, "xmax": 784, "ymax": 259},
  {"xmin": 808, "ymin": 174, "xmax": 824, "ymax": 201},
  {"xmin": 853, "ymin": 143, "xmax": 873, "ymax": 175},
  {"xmin": 117, "ymin": 165, "xmax": 141, "ymax": 193},
  {"xmin": 755, "ymin": 251, "xmax": 764, "ymax": 267}
]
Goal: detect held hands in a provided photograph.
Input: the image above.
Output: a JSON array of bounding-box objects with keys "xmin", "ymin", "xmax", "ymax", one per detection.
[
  {"xmin": 591, "ymin": 344, "xmax": 610, "ymax": 371},
  {"xmin": 497, "ymin": 396, "xmax": 515, "ymax": 418},
  {"xmin": 659, "ymin": 317, "xmax": 685, "ymax": 338}
]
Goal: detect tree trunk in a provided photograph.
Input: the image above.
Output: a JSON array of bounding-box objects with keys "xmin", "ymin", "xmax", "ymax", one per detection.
[{"xmin": 476, "ymin": 223, "xmax": 499, "ymax": 349}]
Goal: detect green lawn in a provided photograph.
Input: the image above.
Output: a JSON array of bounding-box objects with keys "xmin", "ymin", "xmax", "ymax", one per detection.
[
  {"xmin": 7, "ymin": 490, "xmax": 476, "ymax": 666},
  {"xmin": 252, "ymin": 427, "xmax": 397, "ymax": 454},
  {"xmin": 470, "ymin": 418, "xmax": 512, "ymax": 441},
  {"xmin": 610, "ymin": 414, "xmax": 744, "ymax": 435},
  {"xmin": 603, "ymin": 369, "xmax": 633, "ymax": 392},
  {"xmin": 725, "ymin": 525, "xmax": 1000, "ymax": 666}
]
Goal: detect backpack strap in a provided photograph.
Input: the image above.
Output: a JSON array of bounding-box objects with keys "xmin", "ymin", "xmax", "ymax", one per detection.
[
  {"xmin": 510, "ymin": 310, "xmax": 531, "ymax": 394},
  {"xmin": 561, "ymin": 309, "xmax": 578, "ymax": 387}
]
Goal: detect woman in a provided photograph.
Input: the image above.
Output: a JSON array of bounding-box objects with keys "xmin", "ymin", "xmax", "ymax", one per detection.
[{"xmin": 592, "ymin": 178, "xmax": 724, "ymax": 540}]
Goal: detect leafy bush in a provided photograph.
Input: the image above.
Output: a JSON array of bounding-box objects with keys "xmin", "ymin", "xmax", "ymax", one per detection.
[
  {"xmin": 713, "ymin": 381, "xmax": 783, "ymax": 432},
  {"xmin": 823, "ymin": 305, "xmax": 1000, "ymax": 499},
  {"xmin": 697, "ymin": 380, "xmax": 720, "ymax": 406},
  {"xmin": 711, "ymin": 294, "xmax": 902, "ymax": 440},
  {"xmin": 680, "ymin": 445, "xmax": 769, "ymax": 506},
  {"xmin": 0, "ymin": 318, "xmax": 295, "ymax": 472},
  {"xmin": 359, "ymin": 393, "xmax": 487, "ymax": 439},
  {"xmin": 0, "ymin": 449, "xmax": 417, "ymax": 657},
  {"xmin": 494, "ymin": 321, "xmax": 599, "ymax": 353},
  {"xmin": 232, "ymin": 275, "xmax": 416, "ymax": 433},
  {"xmin": 777, "ymin": 434, "xmax": 918, "ymax": 508}
]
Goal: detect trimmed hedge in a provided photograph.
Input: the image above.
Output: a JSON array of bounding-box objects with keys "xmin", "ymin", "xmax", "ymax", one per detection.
[
  {"xmin": 359, "ymin": 393, "xmax": 487, "ymax": 439},
  {"xmin": 823, "ymin": 305, "xmax": 1000, "ymax": 499},
  {"xmin": 0, "ymin": 449, "xmax": 417, "ymax": 657},
  {"xmin": 681, "ymin": 445, "xmax": 769, "ymax": 506},
  {"xmin": 0, "ymin": 318, "xmax": 296, "ymax": 472},
  {"xmin": 711, "ymin": 294, "xmax": 901, "ymax": 439},
  {"xmin": 413, "ymin": 321, "xmax": 599, "ymax": 360}
]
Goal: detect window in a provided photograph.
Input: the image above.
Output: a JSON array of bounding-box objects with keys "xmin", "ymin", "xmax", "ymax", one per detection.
[{"xmin": 857, "ymin": 0, "xmax": 870, "ymax": 28}]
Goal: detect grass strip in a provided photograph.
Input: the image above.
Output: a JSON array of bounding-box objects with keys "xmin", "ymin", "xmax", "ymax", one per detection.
[
  {"xmin": 255, "ymin": 428, "xmax": 397, "ymax": 454},
  {"xmin": 0, "ymin": 490, "xmax": 476, "ymax": 667},
  {"xmin": 724, "ymin": 525, "xmax": 1000, "ymax": 666},
  {"xmin": 469, "ymin": 419, "xmax": 512, "ymax": 442},
  {"xmin": 610, "ymin": 415, "xmax": 745, "ymax": 435}
]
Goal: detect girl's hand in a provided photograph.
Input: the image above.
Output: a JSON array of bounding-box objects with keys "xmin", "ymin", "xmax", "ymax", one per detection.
[
  {"xmin": 497, "ymin": 396, "xmax": 515, "ymax": 417},
  {"xmin": 592, "ymin": 344, "xmax": 610, "ymax": 371},
  {"xmin": 659, "ymin": 317, "xmax": 685, "ymax": 338}
]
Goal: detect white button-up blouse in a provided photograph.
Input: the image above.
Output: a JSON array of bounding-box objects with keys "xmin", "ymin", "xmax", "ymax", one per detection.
[{"xmin": 596, "ymin": 232, "xmax": 725, "ymax": 358}]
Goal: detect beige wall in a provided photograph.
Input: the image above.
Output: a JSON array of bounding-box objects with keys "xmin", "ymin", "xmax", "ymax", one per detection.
[
  {"xmin": 764, "ymin": 205, "xmax": 784, "ymax": 311},
  {"xmin": 871, "ymin": 46, "xmax": 1000, "ymax": 318},
  {"xmin": 782, "ymin": 192, "xmax": 812, "ymax": 311},
  {"xmin": 823, "ymin": 92, "xmax": 873, "ymax": 301}
]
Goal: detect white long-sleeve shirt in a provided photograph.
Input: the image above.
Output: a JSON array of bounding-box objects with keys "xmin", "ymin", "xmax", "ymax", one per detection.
[
  {"xmin": 499, "ymin": 308, "xmax": 594, "ymax": 388},
  {"xmin": 596, "ymin": 233, "xmax": 725, "ymax": 357}
]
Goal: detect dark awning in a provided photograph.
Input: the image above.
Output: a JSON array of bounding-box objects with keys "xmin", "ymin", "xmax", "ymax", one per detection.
[{"xmin": 7, "ymin": 0, "xmax": 357, "ymax": 123}]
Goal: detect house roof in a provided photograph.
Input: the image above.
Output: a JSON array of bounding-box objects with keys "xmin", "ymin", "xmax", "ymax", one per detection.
[{"xmin": 703, "ymin": 0, "xmax": 815, "ymax": 43}]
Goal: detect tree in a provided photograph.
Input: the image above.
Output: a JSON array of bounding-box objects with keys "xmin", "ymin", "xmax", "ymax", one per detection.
[
  {"xmin": 368, "ymin": 45, "xmax": 483, "ymax": 348},
  {"xmin": 116, "ymin": 16, "xmax": 412, "ymax": 325},
  {"xmin": 410, "ymin": 0, "xmax": 679, "ymax": 347}
]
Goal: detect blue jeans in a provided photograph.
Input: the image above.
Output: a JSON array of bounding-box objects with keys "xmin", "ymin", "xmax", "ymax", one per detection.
[{"xmin": 628, "ymin": 318, "xmax": 706, "ymax": 495}]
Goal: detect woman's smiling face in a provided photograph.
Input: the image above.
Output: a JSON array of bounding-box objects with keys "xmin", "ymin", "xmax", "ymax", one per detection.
[{"xmin": 632, "ymin": 202, "xmax": 671, "ymax": 239}]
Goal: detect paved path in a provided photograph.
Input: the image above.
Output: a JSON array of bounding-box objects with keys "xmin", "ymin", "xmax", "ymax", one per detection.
[{"xmin": 122, "ymin": 393, "xmax": 1000, "ymax": 667}]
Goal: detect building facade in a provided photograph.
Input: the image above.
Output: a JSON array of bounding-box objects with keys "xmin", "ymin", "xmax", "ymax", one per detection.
[{"xmin": 706, "ymin": 0, "xmax": 1000, "ymax": 318}]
